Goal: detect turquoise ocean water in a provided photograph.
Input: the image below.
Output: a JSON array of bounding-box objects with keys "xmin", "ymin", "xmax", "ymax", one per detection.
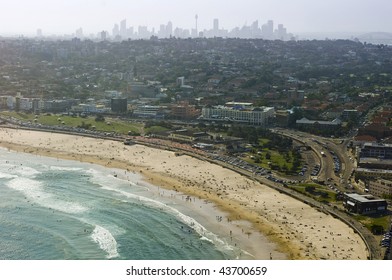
[{"xmin": 0, "ymin": 148, "xmax": 237, "ymax": 260}]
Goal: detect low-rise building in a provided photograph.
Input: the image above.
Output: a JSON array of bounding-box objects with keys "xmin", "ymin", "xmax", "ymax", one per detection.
[
  {"xmin": 169, "ymin": 130, "xmax": 212, "ymax": 143},
  {"xmin": 341, "ymin": 109, "xmax": 360, "ymax": 121},
  {"xmin": 359, "ymin": 142, "xmax": 392, "ymax": 160},
  {"xmin": 355, "ymin": 168, "xmax": 392, "ymax": 180},
  {"xmin": 170, "ymin": 103, "xmax": 199, "ymax": 120},
  {"xmin": 368, "ymin": 179, "xmax": 392, "ymax": 199},
  {"xmin": 343, "ymin": 193, "xmax": 387, "ymax": 214},
  {"xmin": 44, "ymin": 100, "xmax": 73, "ymax": 113},
  {"xmin": 296, "ymin": 117, "xmax": 342, "ymax": 132},
  {"xmin": 358, "ymin": 142, "xmax": 392, "ymax": 170},
  {"xmin": 132, "ymin": 105, "xmax": 166, "ymax": 119},
  {"xmin": 71, "ymin": 103, "xmax": 109, "ymax": 114}
]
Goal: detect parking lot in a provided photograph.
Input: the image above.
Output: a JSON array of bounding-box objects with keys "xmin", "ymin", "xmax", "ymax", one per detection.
[{"xmin": 382, "ymin": 226, "xmax": 392, "ymax": 259}]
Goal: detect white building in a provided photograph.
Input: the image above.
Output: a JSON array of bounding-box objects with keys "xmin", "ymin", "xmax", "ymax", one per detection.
[
  {"xmin": 105, "ymin": 90, "xmax": 122, "ymax": 99},
  {"xmin": 133, "ymin": 105, "xmax": 166, "ymax": 119},
  {"xmin": 71, "ymin": 103, "xmax": 108, "ymax": 114},
  {"xmin": 20, "ymin": 98, "xmax": 32, "ymax": 111},
  {"xmin": 201, "ymin": 105, "xmax": 275, "ymax": 126},
  {"xmin": 176, "ymin": 77, "xmax": 185, "ymax": 87}
]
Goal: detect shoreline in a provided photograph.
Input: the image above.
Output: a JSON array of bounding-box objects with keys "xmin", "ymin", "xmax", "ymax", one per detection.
[
  {"xmin": 131, "ymin": 179, "xmax": 286, "ymax": 259},
  {"xmin": 0, "ymin": 128, "xmax": 369, "ymax": 259},
  {"xmin": 95, "ymin": 164, "xmax": 285, "ymax": 259}
]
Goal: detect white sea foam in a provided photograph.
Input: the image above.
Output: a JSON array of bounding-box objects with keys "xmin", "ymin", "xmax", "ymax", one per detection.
[
  {"xmin": 87, "ymin": 167, "xmax": 147, "ymax": 191},
  {"xmin": 99, "ymin": 184, "xmax": 235, "ymax": 254},
  {"xmin": 12, "ymin": 166, "xmax": 41, "ymax": 177},
  {"xmin": 0, "ymin": 171, "xmax": 18, "ymax": 179},
  {"xmin": 49, "ymin": 166, "xmax": 83, "ymax": 172},
  {"xmin": 0, "ymin": 163, "xmax": 41, "ymax": 178},
  {"xmin": 91, "ymin": 225, "xmax": 119, "ymax": 259},
  {"xmin": 6, "ymin": 177, "xmax": 88, "ymax": 214}
]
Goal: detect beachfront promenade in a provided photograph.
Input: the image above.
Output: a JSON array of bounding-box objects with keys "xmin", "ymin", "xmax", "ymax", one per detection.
[{"xmin": 0, "ymin": 124, "xmax": 378, "ymax": 259}]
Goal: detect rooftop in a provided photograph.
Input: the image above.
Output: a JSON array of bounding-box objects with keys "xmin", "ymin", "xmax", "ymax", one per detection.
[
  {"xmin": 296, "ymin": 117, "xmax": 342, "ymax": 125},
  {"xmin": 345, "ymin": 193, "xmax": 386, "ymax": 203}
]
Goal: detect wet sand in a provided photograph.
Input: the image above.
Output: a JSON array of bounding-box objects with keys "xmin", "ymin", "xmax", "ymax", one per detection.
[{"xmin": 0, "ymin": 128, "xmax": 369, "ymax": 259}]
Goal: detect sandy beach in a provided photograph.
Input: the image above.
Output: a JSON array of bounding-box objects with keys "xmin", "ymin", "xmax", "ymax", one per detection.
[{"xmin": 0, "ymin": 127, "xmax": 369, "ymax": 259}]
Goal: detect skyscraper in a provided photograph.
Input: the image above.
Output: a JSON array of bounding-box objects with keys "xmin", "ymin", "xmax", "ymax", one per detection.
[
  {"xmin": 267, "ymin": 20, "xmax": 274, "ymax": 37},
  {"xmin": 166, "ymin": 21, "xmax": 173, "ymax": 37},
  {"xmin": 120, "ymin": 19, "xmax": 127, "ymax": 38},
  {"xmin": 277, "ymin": 24, "xmax": 287, "ymax": 40},
  {"xmin": 112, "ymin": 24, "xmax": 119, "ymax": 37},
  {"xmin": 261, "ymin": 20, "xmax": 274, "ymax": 39},
  {"xmin": 100, "ymin": 30, "xmax": 107, "ymax": 41},
  {"xmin": 213, "ymin": 18, "xmax": 219, "ymax": 37},
  {"xmin": 213, "ymin": 18, "xmax": 219, "ymax": 31},
  {"xmin": 195, "ymin": 14, "xmax": 198, "ymax": 33},
  {"xmin": 36, "ymin": 29, "xmax": 43, "ymax": 38},
  {"xmin": 75, "ymin": 28, "xmax": 83, "ymax": 38},
  {"xmin": 251, "ymin": 20, "xmax": 259, "ymax": 37}
]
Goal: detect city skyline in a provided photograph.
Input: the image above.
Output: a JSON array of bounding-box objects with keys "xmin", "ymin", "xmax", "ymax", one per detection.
[
  {"xmin": 89, "ymin": 18, "xmax": 292, "ymax": 41},
  {"xmin": 0, "ymin": 0, "xmax": 391, "ymax": 38}
]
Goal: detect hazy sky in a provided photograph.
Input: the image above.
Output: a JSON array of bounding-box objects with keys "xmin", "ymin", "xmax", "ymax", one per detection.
[{"xmin": 0, "ymin": 0, "xmax": 390, "ymax": 36}]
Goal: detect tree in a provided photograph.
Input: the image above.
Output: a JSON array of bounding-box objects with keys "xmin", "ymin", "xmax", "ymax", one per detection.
[
  {"xmin": 265, "ymin": 152, "xmax": 271, "ymax": 160},
  {"xmin": 371, "ymin": 224, "xmax": 384, "ymax": 235},
  {"xmin": 305, "ymin": 186, "xmax": 316, "ymax": 193},
  {"xmin": 288, "ymin": 107, "xmax": 304, "ymax": 127},
  {"xmin": 78, "ymin": 121, "xmax": 92, "ymax": 129},
  {"xmin": 95, "ymin": 114, "xmax": 105, "ymax": 122}
]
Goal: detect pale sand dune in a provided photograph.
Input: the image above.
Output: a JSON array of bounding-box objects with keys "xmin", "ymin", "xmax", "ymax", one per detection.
[{"xmin": 0, "ymin": 128, "xmax": 369, "ymax": 259}]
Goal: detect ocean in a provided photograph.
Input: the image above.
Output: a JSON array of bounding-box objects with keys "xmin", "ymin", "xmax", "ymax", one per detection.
[{"xmin": 0, "ymin": 148, "xmax": 240, "ymax": 260}]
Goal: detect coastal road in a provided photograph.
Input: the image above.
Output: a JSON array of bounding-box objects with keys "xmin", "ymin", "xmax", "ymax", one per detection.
[{"xmin": 272, "ymin": 128, "xmax": 355, "ymax": 191}]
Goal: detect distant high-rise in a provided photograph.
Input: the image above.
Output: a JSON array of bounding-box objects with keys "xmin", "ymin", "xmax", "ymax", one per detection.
[
  {"xmin": 138, "ymin": 26, "xmax": 149, "ymax": 38},
  {"xmin": 100, "ymin": 30, "xmax": 107, "ymax": 41},
  {"xmin": 36, "ymin": 29, "xmax": 43, "ymax": 38},
  {"xmin": 213, "ymin": 18, "xmax": 219, "ymax": 31},
  {"xmin": 251, "ymin": 20, "xmax": 259, "ymax": 37},
  {"xmin": 112, "ymin": 24, "xmax": 119, "ymax": 37},
  {"xmin": 166, "ymin": 21, "xmax": 173, "ymax": 37},
  {"xmin": 158, "ymin": 24, "xmax": 166, "ymax": 38},
  {"xmin": 277, "ymin": 24, "xmax": 287, "ymax": 39},
  {"xmin": 127, "ymin": 27, "xmax": 134, "ymax": 38},
  {"xmin": 75, "ymin": 28, "xmax": 83, "ymax": 38},
  {"xmin": 267, "ymin": 20, "xmax": 274, "ymax": 35},
  {"xmin": 213, "ymin": 18, "xmax": 219, "ymax": 37},
  {"xmin": 195, "ymin": 15, "xmax": 198, "ymax": 32},
  {"xmin": 120, "ymin": 19, "xmax": 127, "ymax": 38},
  {"xmin": 261, "ymin": 20, "xmax": 274, "ymax": 39},
  {"xmin": 85, "ymin": 16, "xmax": 292, "ymax": 41}
]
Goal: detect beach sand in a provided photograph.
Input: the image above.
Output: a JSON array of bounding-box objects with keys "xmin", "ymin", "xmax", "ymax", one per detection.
[{"xmin": 0, "ymin": 128, "xmax": 369, "ymax": 259}]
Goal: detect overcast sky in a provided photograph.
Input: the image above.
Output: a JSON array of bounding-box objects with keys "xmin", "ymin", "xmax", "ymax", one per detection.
[{"xmin": 0, "ymin": 0, "xmax": 390, "ymax": 36}]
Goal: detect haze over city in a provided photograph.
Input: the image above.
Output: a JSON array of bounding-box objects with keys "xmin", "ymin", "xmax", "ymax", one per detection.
[{"xmin": 0, "ymin": 0, "xmax": 391, "ymax": 38}]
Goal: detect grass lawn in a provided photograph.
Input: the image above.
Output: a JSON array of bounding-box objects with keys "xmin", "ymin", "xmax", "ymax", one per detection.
[
  {"xmin": 353, "ymin": 214, "xmax": 391, "ymax": 234},
  {"xmin": 244, "ymin": 138, "xmax": 302, "ymax": 174},
  {"xmin": 145, "ymin": 125, "xmax": 171, "ymax": 135},
  {"xmin": 288, "ymin": 183, "xmax": 337, "ymax": 203},
  {"xmin": 0, "ymin": 112, "xmax": 143, "ymax": 135}
]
